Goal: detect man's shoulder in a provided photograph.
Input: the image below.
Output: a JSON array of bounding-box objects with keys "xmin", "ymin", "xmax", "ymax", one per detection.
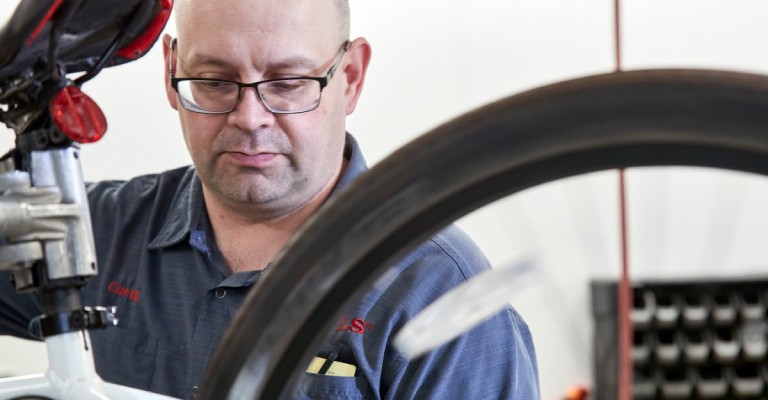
[
  {"xmin": 85, "ymin": 166, "xmax": 198, "ymax": 235},
  {"xmin": 364, "ymin": 225, "xmax": 490, "ymax": 313},
  {"xmin": 86, "ymin": 165, "xmax": 195, "ymax": 207},
  {"xmin": 404, "ymin": 225, "xmax": 491, "ymax": 282}
]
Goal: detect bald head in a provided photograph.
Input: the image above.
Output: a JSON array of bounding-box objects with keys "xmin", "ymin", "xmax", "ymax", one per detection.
[
  {"xmin": 335, "ymin": 0, "xmax": 351, "ymax": 41},
  {"xmin": 174, "ymin": 0, "xmax": 350, "ymax": 43}
]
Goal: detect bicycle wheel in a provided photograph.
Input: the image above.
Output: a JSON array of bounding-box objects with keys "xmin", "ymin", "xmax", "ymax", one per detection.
[{"xmin": 199, "ymin": 68, "xmax": 768, "ymax": 399}]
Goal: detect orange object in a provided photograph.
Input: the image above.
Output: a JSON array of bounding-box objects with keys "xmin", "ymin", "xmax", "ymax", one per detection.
[{"xmin": 565, "ymin": 385, "xmax": 589, "ymax": 400}]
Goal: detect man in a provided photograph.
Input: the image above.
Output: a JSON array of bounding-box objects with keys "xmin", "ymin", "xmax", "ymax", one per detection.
[{"xmin": 0, "ymin": 0, "xmax": 540, "ymax": 398}]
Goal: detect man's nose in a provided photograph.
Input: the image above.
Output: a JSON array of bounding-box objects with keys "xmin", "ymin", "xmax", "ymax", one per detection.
[{"xmin": 227, "ymin": 87, "xmax": 275, "ymax": 129}]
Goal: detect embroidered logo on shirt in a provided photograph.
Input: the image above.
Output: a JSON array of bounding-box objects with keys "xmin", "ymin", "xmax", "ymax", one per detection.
[
  {"xmin": 335, "ymin": 316, "xmax": 374, "ymax": 334},
  {"xmin": 108, "ymin": 281, "xmax": 140, "ymax": 302}
]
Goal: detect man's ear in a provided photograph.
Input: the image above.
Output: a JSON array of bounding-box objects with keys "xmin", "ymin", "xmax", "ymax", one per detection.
[
  {"xmin": 341, "ymin": 37, "xmax": 372, "ymax": 115},
  {"xmin": 161, "ymin": 33, "xmax": 179, "ymax": 110}
]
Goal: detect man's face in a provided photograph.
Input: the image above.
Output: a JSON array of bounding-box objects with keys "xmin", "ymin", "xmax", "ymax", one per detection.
[{"xmin": 169, "ymin": 0, "xmax": 350, "ymax": 217}]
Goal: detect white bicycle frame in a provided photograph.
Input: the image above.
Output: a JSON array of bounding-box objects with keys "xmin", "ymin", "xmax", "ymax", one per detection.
[{"xmin": 0, "ymin": 331, "xmax": 177, "ymax": 400}]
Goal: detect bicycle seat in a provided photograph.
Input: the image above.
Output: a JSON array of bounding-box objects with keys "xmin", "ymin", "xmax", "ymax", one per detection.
[{"xmin": 0, "ymin": 0, "xmax": 171, "ymax": 80}]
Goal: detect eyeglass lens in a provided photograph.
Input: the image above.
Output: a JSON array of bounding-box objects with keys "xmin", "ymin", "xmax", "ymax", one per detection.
[{"xmin": 178, "ymin": 79, "xmax": 322, "ymax": 113}]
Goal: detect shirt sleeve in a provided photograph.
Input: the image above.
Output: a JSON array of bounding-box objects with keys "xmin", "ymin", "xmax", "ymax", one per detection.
[
  {"xmin": 384, "ymin": 307, "xmax": 540, "ymax": 399},
  {"xmin": 368, "ymin": 227, "xmax": 541, "ymax": 399},
  {"xmin": 0, "ymin": 270, "xmax": 43, "ymax": 340}
]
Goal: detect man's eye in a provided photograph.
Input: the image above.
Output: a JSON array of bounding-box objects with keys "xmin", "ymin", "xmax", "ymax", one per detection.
[
  {"xmin": 270, "ymin": 79, "xmax": 312, "ymax": 91},
  {"xmin": 195, "ymin": 81, "xmax": 234, "ymax": 91}
]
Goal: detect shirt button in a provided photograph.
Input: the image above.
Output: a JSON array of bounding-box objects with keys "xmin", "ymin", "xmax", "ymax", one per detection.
[
  {"xmin": 216, "ymin": 288, "xmax": 227, "ymax": 298},
  {"xmin": 191, "ymin": 385, "xmax": 199, "ymax": 397}
]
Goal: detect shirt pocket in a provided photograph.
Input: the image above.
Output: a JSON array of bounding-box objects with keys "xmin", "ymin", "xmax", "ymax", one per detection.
[
  {"xmin": 297, "ymin": 372, "xmax": 373, "ymax": 399},
  {"xmin": 90, "ymin": 327, "xmax": 158, "ymax": 391}
]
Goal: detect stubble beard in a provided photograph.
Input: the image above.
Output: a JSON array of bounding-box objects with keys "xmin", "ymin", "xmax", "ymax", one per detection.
[{"xmin": 208, "ymin": 163, "xmax": 304, "ymax": 207}]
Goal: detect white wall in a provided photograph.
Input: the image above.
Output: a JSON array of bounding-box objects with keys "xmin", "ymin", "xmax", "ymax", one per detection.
[{"xmin": 4, "ymin": 1, "xmax": 768, "ymax": 399}]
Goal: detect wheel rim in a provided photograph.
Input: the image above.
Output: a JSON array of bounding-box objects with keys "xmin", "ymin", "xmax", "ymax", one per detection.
[{"xmin": 200, "ymin": 69, "xmax": 768, "ymax": 400}]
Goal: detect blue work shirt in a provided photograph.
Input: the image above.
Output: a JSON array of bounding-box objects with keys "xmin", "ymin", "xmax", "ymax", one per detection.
[{"xmin": 0, "ymin": 134, "xmax": 540, "ymax": 399}]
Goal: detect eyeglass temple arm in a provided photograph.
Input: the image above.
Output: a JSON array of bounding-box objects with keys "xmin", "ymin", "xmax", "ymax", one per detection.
[
  {"xmin": 326, "ymin": 40, "xmax": 351, "ymax": 81},
  {"xmin": 167, "ymin": 37, "xmax": 177, "ymax": 76}
]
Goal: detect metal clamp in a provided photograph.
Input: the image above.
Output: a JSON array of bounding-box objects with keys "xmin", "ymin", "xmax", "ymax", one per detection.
[{"xmin": 38, "ymin": 306, "xmax": 119, "ymax": 337}]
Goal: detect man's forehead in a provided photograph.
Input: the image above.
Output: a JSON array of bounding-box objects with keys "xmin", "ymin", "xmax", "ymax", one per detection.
[
  {"xmin": 182, "ymin": 45, "xmax": 321, "ymax": 72},
  {"xmin": 176, "ymin": 34, "xmax": 344, "ymax": 81}
]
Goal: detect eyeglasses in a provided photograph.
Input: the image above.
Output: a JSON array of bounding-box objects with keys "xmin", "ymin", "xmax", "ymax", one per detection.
[{"xmin": 169, "ymin": 40, "xmax": 350, "ymax": 115}]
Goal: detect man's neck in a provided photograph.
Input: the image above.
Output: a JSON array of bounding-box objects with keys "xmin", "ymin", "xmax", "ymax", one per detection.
[{"xmin": 203, "ymin": 189, "xmax": 324, "ymax": 274}]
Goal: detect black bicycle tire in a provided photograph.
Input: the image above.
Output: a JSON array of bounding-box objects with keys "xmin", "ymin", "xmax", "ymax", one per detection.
[{"xmin": 200, "ymin": 68, "xmax": 768, "ymax": 399}]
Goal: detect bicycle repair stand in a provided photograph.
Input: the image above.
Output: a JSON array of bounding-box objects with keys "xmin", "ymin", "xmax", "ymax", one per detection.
[{"xmin": 0, "ymin": 147, "xmax": 176, "ymax": 400}]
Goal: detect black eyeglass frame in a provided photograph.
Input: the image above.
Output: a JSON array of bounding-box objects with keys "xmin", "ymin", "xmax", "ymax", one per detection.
[{"xmin": 169, "ymin": 39, "xmax": 351, "ymax": 115}]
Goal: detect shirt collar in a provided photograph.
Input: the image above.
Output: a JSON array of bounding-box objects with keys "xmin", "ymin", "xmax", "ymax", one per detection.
[
  {"xmin": 332, "ymin": 133, "xmax": 368, "ymax": 195},
  {"xmin": 147, "ymin": 166, "xmax": 204, "ymax": 249},
  {"xmin": 147, "ymin": 133, "xmax": 368, "ymax": 250}
]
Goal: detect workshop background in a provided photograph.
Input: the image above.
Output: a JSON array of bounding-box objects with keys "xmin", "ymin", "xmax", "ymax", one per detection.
[{"xmin": 3, "ymin": 1, "xmax": 768, "ymax": 399}]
